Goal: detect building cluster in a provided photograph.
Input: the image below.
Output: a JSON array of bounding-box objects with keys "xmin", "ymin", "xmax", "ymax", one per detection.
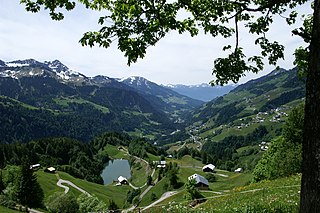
[
  {"xmin": 259, "ymin": 141, "xmax": 270, "ymax": 151},
  {"xmin": 29, "ymin": 163, "xmax": 56, "ymax": 174}
]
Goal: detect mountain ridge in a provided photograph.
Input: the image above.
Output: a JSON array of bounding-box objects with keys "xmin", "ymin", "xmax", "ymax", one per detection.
[
  {"xmin": 0, "ymin": 58, "xmax": 201, "ymax": 143},
  {"xmin": 164, "ymin": 83, "xmax": 236, "ymax": 102}
]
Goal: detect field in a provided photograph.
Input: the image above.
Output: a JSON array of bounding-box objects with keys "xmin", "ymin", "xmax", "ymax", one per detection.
[
  {"xmin": 138, "ymin": 155, "xmax": 253, "ymax": 209},
  {"xmin": 0, "ymin": 205, "xmax": 21, "ymax": 213},
  {"xmin": 35, "ymin": 170, "xmax": 131, "ymax": 209},
  {"xmin": 143, "ymin": 174, "xmax": 301, "ymax": 212},
  {"xmin": 1, "ymin": 150, "xmax": 301, "ymax": 213}
]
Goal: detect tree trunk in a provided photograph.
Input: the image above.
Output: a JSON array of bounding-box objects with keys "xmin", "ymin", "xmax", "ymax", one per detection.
[{"xmin": 300, "ymin": 0, "xmax": 320, "ymax": 212}]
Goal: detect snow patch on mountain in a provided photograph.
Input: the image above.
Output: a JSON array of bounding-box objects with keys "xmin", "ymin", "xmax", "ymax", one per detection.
[
  {"xmin": 120, "ymin": 76, "xmax": 153, "ymax": 89},
  {"xmin": 6, "ymin": 63, "xmax": 29, "ymax": 67}
]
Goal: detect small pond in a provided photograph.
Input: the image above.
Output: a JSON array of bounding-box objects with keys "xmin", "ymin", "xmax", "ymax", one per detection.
[{"xmin": 101, "ymin": 159, "xmax": 131, "ymax": 185}]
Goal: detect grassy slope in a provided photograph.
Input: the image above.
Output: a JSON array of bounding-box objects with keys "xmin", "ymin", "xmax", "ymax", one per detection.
[
  {"xmin": 54, "ymin": 97, "xmax": 110, "ymax": 113},
  {"xmin": 36, "ymin": 170, "xmax": 130, "ymax": 209},
  {"xmin": 34, "ymin": 144, "xmax": 153, "ymax": 209},
  {"xmin": 197, "ymin": 174, "xmax": 301, "ymax": 212},
  {"xmin": 143, "ymin": 174, "xmax": 301, "ymax": 212},
  {"xmin": 130, "ymin": 159, "xmax": 151, "ymax": 187},
  {"xmin": 101, "ymin": 144, "xmax": 128, "ymax": 159},
  {"xmin": 138, "ymin": 156, "xmax": 253, "ymax": 208},
  {"xmin": 0, "ymin": 206, "xmax": 21, "ymax": 213},
  {"xmin": 36, "ymin": 170, "xmax": 64, "ymax": 201},
  {"xmin": 57, "ymin": 172, "xmax": 130, "ymax": 208}
]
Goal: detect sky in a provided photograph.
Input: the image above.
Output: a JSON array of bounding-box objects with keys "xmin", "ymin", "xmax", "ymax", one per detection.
[{"xmin": 0, "ymin": 0, "xmax": 312, "ymax": 85}]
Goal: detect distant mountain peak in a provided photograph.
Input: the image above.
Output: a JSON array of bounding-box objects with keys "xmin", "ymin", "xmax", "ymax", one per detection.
[
  {"xmin": 0, "ymin": 60, "xmax": 6, "ymax": 67},
  {"xmin": 45, "ymin": 60, "xmax": 69, "ymax": 73},
  {"xmin": 164, "ymin": 83, "xmax": 236, "ymax": 102},
  {"xmin": 124, "ymin": 76, "xmax": 148, "ymax": 82},
  {"xmin": 120, "ymin": 76, "xmax": 153, "ymax": 88},
  {"xmin": 91, "ymin": 75, "xmax": 113, "ymax": 84},
  {"xmin": 267, "ymin": 68, "xmax": 288, "ymax": 76},
  {"xmin": 6, "ymin": 59, "xmax": 40, "ymax": 67},
  {"xmin": 0, "ymin": 59, "xmax": 88, "ymax": 83},
  {"xmin": 43, "ymin": 60, "xmax": 86, "ymax": 81}
]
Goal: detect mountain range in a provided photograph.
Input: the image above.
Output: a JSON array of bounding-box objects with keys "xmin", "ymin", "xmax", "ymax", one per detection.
[
  {"xmin": 186, "ymin": 67, "xmax": 305, "ymax": 142},
  {"xmin": 0, "ymin": 59, "xmax": 202, "ymax": 143},
  {"xmin": 0, "ymin": 59, "xmax": 305, "ymax": 147},
  {"xmin": 165, "ymin": 83, "xmax": 236, "ymax": 102}
]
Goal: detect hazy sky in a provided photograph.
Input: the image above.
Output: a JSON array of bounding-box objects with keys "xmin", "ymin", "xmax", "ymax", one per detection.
[{"xmin": 0, "ymin": 0, "xmax": 311, "ymax": 85}]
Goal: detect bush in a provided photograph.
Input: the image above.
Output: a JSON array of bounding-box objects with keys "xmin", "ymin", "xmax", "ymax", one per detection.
[
  {"xmin": 150, "ymin": 192, "xmax": 157, "ymax": 201},
  {"xmin": 77, "ymin": 194, "xmax": 108, "ymax": 213},
  {"xmin": 205, "ymin": 173, "xmax": 216, "ymax": 182},
  {"xmin": 252, "ymin": 137, "xmax": 302, "ymax": 182},
  {"xmin": 46, "ymin": 193, "xmax": 79, "ymax": 213}
]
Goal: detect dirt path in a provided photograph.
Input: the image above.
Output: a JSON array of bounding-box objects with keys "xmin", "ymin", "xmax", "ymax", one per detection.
[{"xmin": 200, "ymin": 190, "xmax": 223, "ymax": 195}]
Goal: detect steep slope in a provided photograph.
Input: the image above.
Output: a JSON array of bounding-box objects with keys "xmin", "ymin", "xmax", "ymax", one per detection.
[
  {"xmin": 168, "ymin": 67, "xmax": 306, "ymax": 172},
  {"xmin": 120, "ymin": 76, "xmax": 203, "ymax": 122},
  {"xmin": 165, "ymin": 83, "xmax": 236, "ymax": 102},
  {"xmin": 0, "ymin": 59, "xmax": 178, "ymax": 143},
  {"xmin": 190, "ymin": 67, "xmax": 305, "ymax": 127}
]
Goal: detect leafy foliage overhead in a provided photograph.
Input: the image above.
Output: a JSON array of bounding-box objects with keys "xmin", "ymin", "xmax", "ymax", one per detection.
[{"xmin": 21, "ymin": 0, "xmax": 309, "ymax": 85}]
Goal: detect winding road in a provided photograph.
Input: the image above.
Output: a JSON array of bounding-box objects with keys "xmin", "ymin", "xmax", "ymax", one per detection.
[
  {"xmin": 141, "ymin": 191, "xmax": 178, "ymax": 211},
  {"xmin": 56, "ymin": 176, "xmax": 91, "ymax": 197}
]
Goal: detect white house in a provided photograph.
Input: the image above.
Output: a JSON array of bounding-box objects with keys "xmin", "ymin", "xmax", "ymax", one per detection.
[
  {"xmin": 154, "ymin": 160, "xmax": 166, "ymax": 168},
  {"xmin": 118, "ymin": 176, "xmax": 128, "ymax": 185},
  {"xmin": 44, "ymin": 167, "xmax": 56, "ymax": 173},
  {"xmin": 188, "ymin": 174, "xmax": 209, "ymax": 189},
  {"xmin": 202, "ymin": 164, "xmax": 216, "ymax": 172},
  {"xmin": 30, "ymin": 163, "xmax": 41, "ymax": 170},
  {"xmin": 234, "ymin": 168, "xmax": 243, "ymax": 173}
]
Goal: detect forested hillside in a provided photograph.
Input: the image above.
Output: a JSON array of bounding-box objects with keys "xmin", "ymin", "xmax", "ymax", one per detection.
[
  {"xmin": 163, "ymin": 67, "xmax": 305, "ymax": 172},
  {"xmin": 0, "ymin": 59, "xmax": 202, "ymax": 144}
]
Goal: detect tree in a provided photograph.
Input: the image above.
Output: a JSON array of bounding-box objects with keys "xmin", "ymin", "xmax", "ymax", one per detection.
[
  {"xmin": 0, "ymin": 171, "xmax": 4, "ymax": 194},
  {"xmin": 283, "ymin": 103, "xmax": 304, "ymax": 144},
  {"xmin": 16, "ymin": 162, "xmax": 44, "ymax": 208},
  {"xmin": 21, "ymin": 0, "xmax": 320, "ymax": 211},
  {"xmin": 253, "ymin": 104, "xmax": 304, "ymax": 181},
  {"xmin": 47, "ymin": 192, "xmax": 79, "ymax": 213},
  {"xmin": 252, "ymin": 136, "xmax": 302, "ymax": 182},
  {"xmin": 77, "ymin": 194, "xmax": 108, "ymax": 213},
  {"xmin": 205, "ymin": 173, "xmax": 216, "ymax": 183},
  {"xmin": 165, "ymin": 162, "xmax": 180, "ymax": 189},
  {"xmin": 150, "ymin": 192, "xmax": 157, "ymax": 201},
  {"xmin": 201, "ymin": 151, "xmax": 208, "ymax": 165},
  {"xmin": 184, "ymin": 179, "xmax": 201, "ymax": 200},
  {"xmin": 108, "ymin": 199, "xmax": 119, "ymax": 213},
  {"xmin": 146, "ymin": 175, "xmax": 152, "ymax": 186}
]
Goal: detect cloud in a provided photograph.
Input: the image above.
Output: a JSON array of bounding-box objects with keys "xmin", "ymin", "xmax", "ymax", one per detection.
[{"xmin": 0, "ymin": 0, "xmax": 311, "ymax": 85}]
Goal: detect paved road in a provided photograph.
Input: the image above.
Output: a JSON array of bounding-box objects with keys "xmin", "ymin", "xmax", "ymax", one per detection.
[
  {"xmin": 56, "ymin": 179, "xmax": 91, "ymax": 197},
  {"xmin": 141, "ymin": 191, "xmax": 178, "ymax": 211},
  {"xmin": 28, "ymin": 208, "xmax": 44, "ymax": 213},
  {"xmin": 139, "ymin": 178, "xmax": 159, "ymax": 199},
  {"xmin": 215, "ymin": 173, "xmax": 229, "ymax": 177},
  {"xmin": 128, "ymin": 182, "xmax": 140, "ymax": 190}
]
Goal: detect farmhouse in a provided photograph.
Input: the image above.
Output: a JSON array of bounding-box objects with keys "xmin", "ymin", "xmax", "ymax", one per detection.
[
  {"xmin": 234, "ymin": 168, "xmax": 243, "ymax": 173},
  {"xmin": 44, "ymin": 167, "xmax": 56, "ymax": 173},
  {"xmin": 202, "ymin": 164, "xmax": 215, "ymax": 172},
  {"xmin": 30, "ymin": 163, "xmax": 41, "ymax": 170},
  {"xmin": 117, "ymin": 176, "xmax": 128, "ymax": 185},
  {"xmin": 153, "ymin": 160, "xmax": 166, "ymax": 168},
  {"xmin": 188, "ymin": 174, "xmax": 209, "ymax": 189}
]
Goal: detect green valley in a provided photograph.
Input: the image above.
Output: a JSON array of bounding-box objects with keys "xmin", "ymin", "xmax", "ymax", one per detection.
[{"xmin": 0, "ymin": 60, "xmax": 305, "ymax": 212}]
